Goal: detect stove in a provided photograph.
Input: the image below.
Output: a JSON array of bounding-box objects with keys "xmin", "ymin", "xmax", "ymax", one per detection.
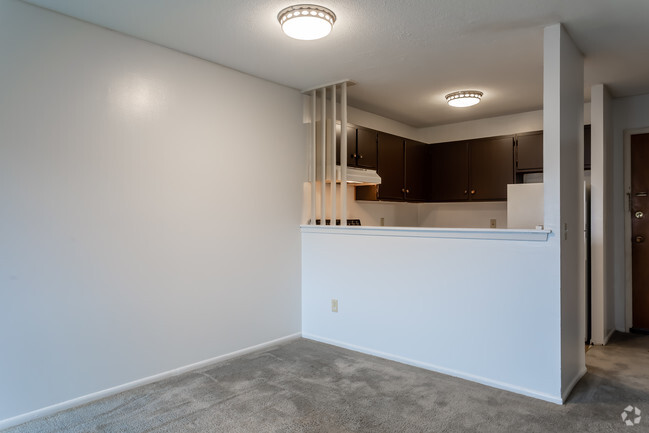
[{"xmin": 312, "ymin": 219, "xmax": 361, "ymax": 226}]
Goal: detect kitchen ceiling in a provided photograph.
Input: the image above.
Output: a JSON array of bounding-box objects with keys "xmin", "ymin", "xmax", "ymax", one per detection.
[{"xmin": 21, "ymin": 0, "xmax": 649, "ymax": 127}]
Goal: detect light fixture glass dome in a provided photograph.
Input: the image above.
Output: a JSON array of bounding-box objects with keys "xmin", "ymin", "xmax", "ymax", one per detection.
[
  {"xmin": 445, "ymin": 90, "xmax": 484, "ymax": 107},
  {"xmin": 278, "ymin": 4, "xmax": 336, "ymax": 40}
]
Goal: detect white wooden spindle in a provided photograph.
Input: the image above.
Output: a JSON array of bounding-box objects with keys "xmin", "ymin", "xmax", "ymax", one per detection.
[
  {"xmin": 320, "ymin": 87, "xmax": 326, "ymax": 225},
  {"xmin": 340, "ymin": 82, "xmax": 348, "ymax": 226},
  {"xmin": 330, "ymin": 84, "xmax": 336, "ymax": 226},
  {"xmin": 310, "ymin": 90, "xmax": 316, "ymax": 225}
]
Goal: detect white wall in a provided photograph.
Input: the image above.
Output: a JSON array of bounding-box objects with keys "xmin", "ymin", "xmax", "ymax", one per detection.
[
  {"xmin": 419, "ymin": 104, "xmax": 591, "ymax": 144},
  {"xmin": 348, "ymin": 106, "xmax": 423, "ymax": 142},
  {"xmin": 350, "ymin": 194, "xmax": 420, "ymax": 227},
  {"xmin": 418, "ymin": 202, "xmax": 508, "ymax": 228},
  {"xmin": 302, "ymin": 229, "xmax": 562, "ymax": 402},
  {"xmin": 543, "ymin": 23, "xmax": 586, "ymax": 399},
  {"xmin": 0, "ymin": 0, "xmax": 304, "ymax": 422},
  {"xmin": 612, "ymin": 93, "xmax": 649, "ymax": 331}
]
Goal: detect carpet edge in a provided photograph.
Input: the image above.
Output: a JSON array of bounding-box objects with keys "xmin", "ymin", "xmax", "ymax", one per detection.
[
  {"xmin": 303, "ymin": 333, "xmax": 564, "ymax": 405},
  {"xmin": 0, "ymin": 332, "xmax": 302, "ymax": 430}
]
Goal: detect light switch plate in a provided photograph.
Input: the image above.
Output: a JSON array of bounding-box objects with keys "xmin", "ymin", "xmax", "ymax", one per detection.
[
  {"xmin": 490, "ymin": 219, "xmax": 497, "ymax": 228},
  {"xmin": 331, "ymin": 299, "xmax": 338, "ymax": 313}
]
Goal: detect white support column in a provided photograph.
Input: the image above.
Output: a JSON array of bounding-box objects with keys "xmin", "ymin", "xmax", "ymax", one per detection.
[
  {"xmin": 330, "ymin": 84, "xmax": 337, "ymax": 226},
  {"xmin": 590, "ymin": 84, "xmax": 614, "ymax": 344},
  {"xmin": 340, "ymin": 82, "xmax": 348, "ymax": 226},
  {"xmin": 320, "ymin": 87, "xmax": 326, "ymax": 225},
  {"xmin": 543, "ymin": 23, "xmax": 586, "ymax": 401}
]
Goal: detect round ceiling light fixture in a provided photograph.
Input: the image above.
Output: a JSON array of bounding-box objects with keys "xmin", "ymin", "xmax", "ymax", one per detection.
[
  {"xmin": 278, "ymin": 4, "xmax": 336, "ymax": 40},
  {"xmin": 445, "ymin": 90, "xmax": 484, "ymax": 108}
]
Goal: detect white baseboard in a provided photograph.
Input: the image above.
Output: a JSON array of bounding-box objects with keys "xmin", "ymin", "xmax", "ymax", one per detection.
[
  {"xmin": 0, "ymin": 333, "xmax": 301, "ymax": 430},
  {"xmin": 561, "ymin": 366, "xmax": 588, "ymax": 403},
  {"xmin": 603, "ymin": 328, "xmax": 616, "ymax": 345},
  {"xmin": 303, "ymin": 333, "xmax": 564, "ymax": 405}
]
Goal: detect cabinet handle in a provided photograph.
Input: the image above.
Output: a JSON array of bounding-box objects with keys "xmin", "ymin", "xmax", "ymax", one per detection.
[
  {"xmin": 471, "ymin": 189, "xmax": 476, "ymax": 195},
  {"xmin": 358, "ymin": 154, "xmax": 363, "ymax": 159},
  {"xmin": 401, "ymin": 188, "xmax": 406, "ymax": 193},
  {"xmin": 406, "ymin": 189, "xmax": 410, "ymax": 194},
  {"xmin": 464, "ymin": 190, "xmax": 468, "ymax": 195},
  {"xmin": 351, "ymin": 153, "xmax": 357, "ymax": 158}
]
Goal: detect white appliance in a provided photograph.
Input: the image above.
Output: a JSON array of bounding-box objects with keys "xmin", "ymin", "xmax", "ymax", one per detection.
[{"xmin": 507, "ymin": 183, "xmax": 544, "ymax": 229}]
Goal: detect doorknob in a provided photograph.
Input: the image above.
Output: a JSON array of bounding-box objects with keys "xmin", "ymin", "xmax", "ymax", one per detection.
[
  {"xmin": 635, "ymin": 235, "xmax": 645, "ymax": 243},
  {"xmin": 636, "ymin": 211, "xmax": 644, "ymax": 219}
]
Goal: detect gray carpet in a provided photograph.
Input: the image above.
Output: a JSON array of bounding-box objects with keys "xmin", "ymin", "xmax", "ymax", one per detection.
[{"xmin": 4, "ymin": 333, "xmax": 649, "ymax": 432}]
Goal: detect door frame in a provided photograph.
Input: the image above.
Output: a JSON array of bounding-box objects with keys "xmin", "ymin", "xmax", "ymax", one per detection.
[{"xmin": 624, "ymin": 127, "xmax": 649, "ymax": 331}]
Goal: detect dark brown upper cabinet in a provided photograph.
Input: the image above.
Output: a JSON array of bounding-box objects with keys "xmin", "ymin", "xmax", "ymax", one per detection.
[
  {"xmin": 376, "ymin": 132, "xmax": 405, "ymax": 201},
  {"xmin": 513, "ymin": 126, "xmax": 592, "ymax": 178},
  {"xmin": 429, "ymin": 136, "xmax": 514, "ymax": 202},
  {"xmin": 430, "ymin": 141, "xmax": 469, "ymax": 201},
  {"xmin": 356, "ymin": 127, "xmax": 378, "ymax": 169},
  {"xmin": 336, "ymin": 123, "xmax": 378, "ymax": 170},
  {"xmin": 404, "ymin": 139, "xmax": 429, "ymax": 201},
  {"xmin": 515, "ymin": 131, "xmax": 543, "ymax": 172},
  {"xmin": 356, "ymin": 133, "xmax": 428, "ymax": 202},
  {"xmin": 468, "ymin": 136, "xmax": 514, "ymax": 201}
]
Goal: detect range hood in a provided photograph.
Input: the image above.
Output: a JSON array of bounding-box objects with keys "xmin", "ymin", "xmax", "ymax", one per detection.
[
  {"xmin": 318, "ymin": 165, "xmax": 381, "ymax": 185},
  {"xmin": 337, "ymin": 166, "xmax": 381, "ymax": 185}
]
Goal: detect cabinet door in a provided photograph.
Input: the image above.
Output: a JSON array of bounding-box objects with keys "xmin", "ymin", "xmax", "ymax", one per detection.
[
  {"xmin": 469, "ymin": 136, "xmax": 514, "ymax": 201},
  {"xmin": 356, "ymin": 127, "xmax": 378, "ymax": 169},
  {"xmin": 404, "ymin": 140, "xmax": 428, "ymax": 201},
  {"xmin": 377, "ymin": 132, "xmax": 405, "ymax": 201},
  {"xmin": 336, "ymin": 124, "xmax": 357, "ymax": 166},
  {"xmin": 430, "ymin": 141, "xmax": 469, "ymax": 201},
  {"xmin": 516, "ymin": 131, "xmax": 543, "ymax": 171}
]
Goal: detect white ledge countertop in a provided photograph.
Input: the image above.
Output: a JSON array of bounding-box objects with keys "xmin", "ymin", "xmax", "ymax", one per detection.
[{"xmin": 300, "ymin": 225, "xmax": 552, "ymax": 241}]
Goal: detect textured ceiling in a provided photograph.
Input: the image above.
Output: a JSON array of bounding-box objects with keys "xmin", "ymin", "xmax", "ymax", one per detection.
[{"xmin": 21, "ymin": 0, "xmax": 649, "ymax": 127}]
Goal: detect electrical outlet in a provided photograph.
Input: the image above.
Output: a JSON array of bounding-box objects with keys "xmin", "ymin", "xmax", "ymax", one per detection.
[
  {"xmin": 331, "ymin": 299, "xmax": 338, "ymax": 313},
  {"xmin": 490, "ymin": 218, "xmax": 497, "ymax": 228}
]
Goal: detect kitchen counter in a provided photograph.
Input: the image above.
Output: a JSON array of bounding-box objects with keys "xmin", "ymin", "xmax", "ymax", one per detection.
[{"xmin": 300, "ymin": 225, "xmax": 551, "ymax": 241}]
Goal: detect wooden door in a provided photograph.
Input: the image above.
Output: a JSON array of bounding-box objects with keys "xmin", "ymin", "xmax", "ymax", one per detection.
[
  {"xmin": 584, "ymin": 125, "xmax": 591, "ymax": 170},
  {"xmin": 631, "ymin": 133, "xmax": 649, "ymax": 330},
  {"xmin": 404, "ymin": 140, "xmax": 428, "ymax": 201},
  {"xmin": 430, "ymin": 141, "xmax": 469, "ymax": 201},
  {"xmin": 356, "ymin": 127, "xmax": 377, "ymax": 169},
  {"xmin": 469, "ymin": 136, "xmax": 514, "ymax": 201},
  {"xmin": 377, "ymin": 132, "xmax": 405, "ymax": 201}
]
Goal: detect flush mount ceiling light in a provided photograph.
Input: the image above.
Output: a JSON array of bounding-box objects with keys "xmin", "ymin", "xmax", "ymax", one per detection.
[
  {"xmin": 278, "ymin": 4, "xmax": 336, "ymax": 40},
  {"xmin": 445, "ymin": 90, "xmax": 484, "ymax": 108}
]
